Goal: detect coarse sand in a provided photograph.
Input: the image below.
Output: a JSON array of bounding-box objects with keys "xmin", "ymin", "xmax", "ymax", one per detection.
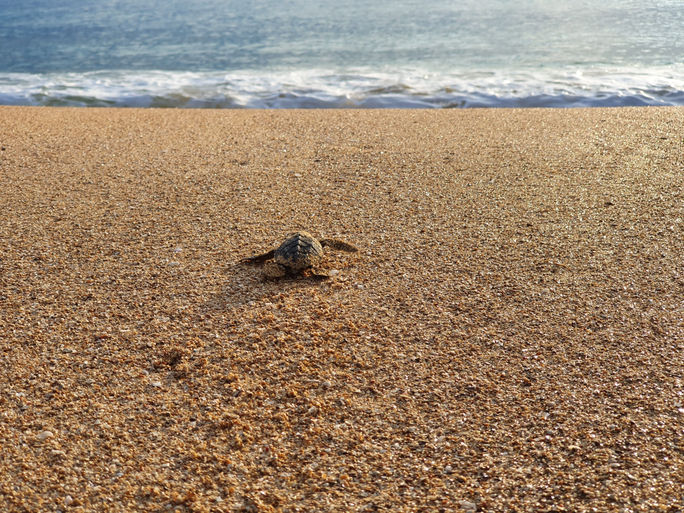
[{"xmin": 0, "ymin": 106, "xmax": 682, "ymax": 512}]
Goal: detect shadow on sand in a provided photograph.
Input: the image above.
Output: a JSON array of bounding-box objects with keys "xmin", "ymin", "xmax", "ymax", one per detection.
[{"xmin": 201, "ymin": 262, "xmax": 328, "ymax": 312}]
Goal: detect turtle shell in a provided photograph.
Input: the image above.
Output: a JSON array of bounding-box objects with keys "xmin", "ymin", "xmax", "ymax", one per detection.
[{"xmin": 274, "ymin": 231, "xmax": 323, "ymax": 271}]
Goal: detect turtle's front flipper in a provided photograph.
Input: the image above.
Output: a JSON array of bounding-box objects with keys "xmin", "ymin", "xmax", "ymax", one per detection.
[
  {"xmin": 320, "ymin": 239, "xmax": 358, "ymax": 252},
  {"xmin": 240, "ymin": 249, "xmax": 275, "ymax": 265}
]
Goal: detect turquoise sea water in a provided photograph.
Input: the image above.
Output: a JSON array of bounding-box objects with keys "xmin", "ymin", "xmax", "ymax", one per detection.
[{"xmin": 1, "ymin": 0, "xmax": 683, "ymax": 108}]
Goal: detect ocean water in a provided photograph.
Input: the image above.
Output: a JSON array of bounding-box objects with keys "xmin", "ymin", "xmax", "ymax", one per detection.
[{"xmin": 1, "ymin": 0, "xmax": 683, "ymax": 108}]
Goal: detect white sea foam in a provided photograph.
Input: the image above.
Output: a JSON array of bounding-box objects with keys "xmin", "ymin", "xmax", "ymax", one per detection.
[{"xmin": 1, "ymin": 66, "xmax": 683, "ymax": 108}]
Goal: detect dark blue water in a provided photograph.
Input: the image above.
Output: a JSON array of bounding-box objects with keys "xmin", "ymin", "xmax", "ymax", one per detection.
[{"xmin": 1, "ymin": 0, "xmax": 683, "ymax": 107}]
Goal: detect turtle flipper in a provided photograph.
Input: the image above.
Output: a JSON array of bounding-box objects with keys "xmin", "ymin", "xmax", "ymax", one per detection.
[
  {"xmin": 307, "ymin": 271, "xmax": 330, "ymax": 281},
  {"xmin": 263, "ymin": 261, "xmax": 287, "ymax": 279},
  {"xmin": 240, "ymin": 249, "xmax": 276, "ymax": 265},
  {"xmin": 319, "ymin": 239, "xmax": 358, "ymax": 252}
]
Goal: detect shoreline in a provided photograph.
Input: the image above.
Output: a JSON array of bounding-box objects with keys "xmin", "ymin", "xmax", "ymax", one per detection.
[
  {"xmin": 2, "ymin": 64, "xmax": 684, "ymax": 109},
  {"xmin": 1, "ymin": 106, "xmax": 682, "ymax": 512}
]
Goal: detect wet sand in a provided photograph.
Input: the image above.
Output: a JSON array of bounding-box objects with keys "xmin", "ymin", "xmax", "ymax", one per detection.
[{"xmin": 0, "ymin": 106, "xmax": 682, "ymax": 512}]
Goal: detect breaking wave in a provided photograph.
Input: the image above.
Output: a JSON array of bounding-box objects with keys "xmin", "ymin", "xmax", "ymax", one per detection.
[{"xmin": 1, "ymin": 67, "xmax": 684, "ymax": 108}]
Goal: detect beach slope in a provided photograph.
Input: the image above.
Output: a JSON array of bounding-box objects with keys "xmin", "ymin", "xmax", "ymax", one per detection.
[{"xmin": 0, "ymin": 106, "xmax": 682, "ymax": 512}]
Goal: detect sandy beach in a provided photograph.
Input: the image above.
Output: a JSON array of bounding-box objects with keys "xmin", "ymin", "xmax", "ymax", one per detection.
[{"xmin": 0, "ymin": 106, "xmax": 682, "ymax": 512}]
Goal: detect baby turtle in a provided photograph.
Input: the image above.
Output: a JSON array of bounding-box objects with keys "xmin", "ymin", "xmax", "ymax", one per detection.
[{"xmin": 241, "ymin": 231, "xmax": 358, "ymax": 280}]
